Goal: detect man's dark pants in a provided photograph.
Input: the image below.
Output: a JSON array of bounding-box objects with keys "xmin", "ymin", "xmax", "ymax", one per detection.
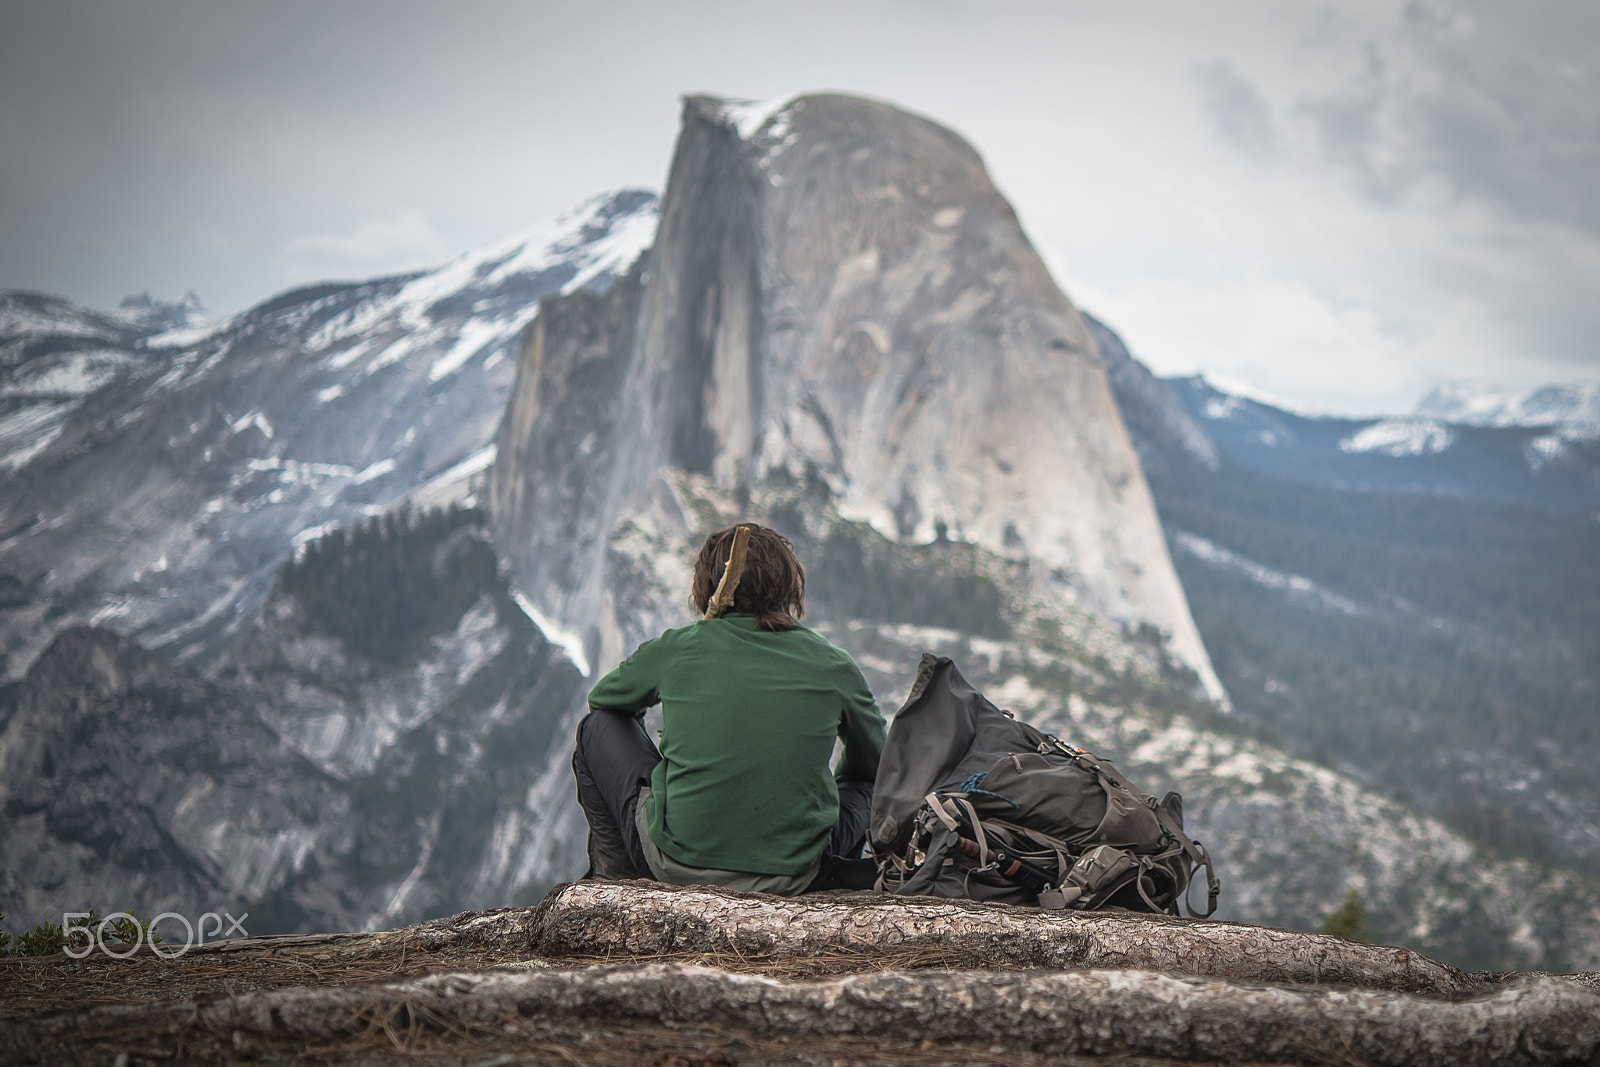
[{"xmin": 571, "ymin": 709, "xmax": 875, "ymax": 889}]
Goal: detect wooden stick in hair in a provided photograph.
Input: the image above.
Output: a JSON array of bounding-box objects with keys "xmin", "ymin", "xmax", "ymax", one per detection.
[{"xmin": 704, "ymin": 525, "xmax": 752, "ymax": 619}]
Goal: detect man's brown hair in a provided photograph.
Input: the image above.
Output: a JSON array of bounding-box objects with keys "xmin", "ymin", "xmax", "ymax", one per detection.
[{"xmin": 691, "ymin": 523, "xmax": 806, "ymax": 632}]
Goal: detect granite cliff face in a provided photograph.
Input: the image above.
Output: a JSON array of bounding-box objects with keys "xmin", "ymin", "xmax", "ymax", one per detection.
[
  {"xmin": 0, "ymin": 627, "xmax": 342, "ymax": 932},
  {"xmin": 0, "ymin": 517, "xmax": 585, "ymax": 935},
  {"xmin": 491, "ymin": 94, "xmax": 1221, "ymax": 698}
]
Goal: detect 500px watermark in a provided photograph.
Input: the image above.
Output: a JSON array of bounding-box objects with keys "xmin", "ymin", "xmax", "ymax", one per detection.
[{"xmin": 63, "ymin": 911, "xmax": 249, "ymax": 959}]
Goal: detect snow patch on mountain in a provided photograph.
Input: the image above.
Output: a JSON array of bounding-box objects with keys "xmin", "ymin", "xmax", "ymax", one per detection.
[
  {"xmin": 0, "ymin": 304, "xmax": 149, "ymax": 471},
  {"xmin": 1527, "ymin": 434, "xmax": 1566, "ymax": 472},
  {"xmin": 711, "ymin": 93, "xmax": 806, "ymax": 186},
  {"xmin": 430, "ymin": 319, "xmax": 503, "ymax": 382},
  {"xmin": 0, "ymin": 349, "xmax": 134, "ymax": 397},
  {"xmin": 716, "ymin": 92, "xmax": 803, "ymax": 140},
  {"xmin": 0, "ymin": 401, "xmax": 72, "ymax": 472},
  {"xmin": 353, "ymin": 457, "xmax": 396, "ymax": 485},
  {"xmin": 509, "ymin": 588, "xmax": 591, "ymax": 678},
  {"xmin": 1172, "ymin": 375, "xmax": 1305, "ymax": 448},
  {"xmin": 142, "ymin": 321, "xmax": 224, "ymax": 349},
  {"xmin": 1523, "ymin": 425, "xmax": 1600, "ymax": 472},
  {"xmin": 1173, "ymin": 531, "xmax": 1362, "ymax": 616},
  {"xmin": 1200, "ymin": 394, "xmax": 1246, "ymax": 421},
  {"xmin": 1339, "ymin": 418, "xmax": 1454, "ymax": 457},
  {"xmin": 403, "ymin": 444, "xmax": 499, "ymax": 512}
]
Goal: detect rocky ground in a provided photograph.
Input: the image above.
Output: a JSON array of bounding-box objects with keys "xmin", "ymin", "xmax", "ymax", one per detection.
[
  {"xmin": 4, "ymin": 881, "xmax": 1599, "ymax": 1067},
  {"xmin": 3, "ymin": 883, "xmax": 1600, "ymax": 1062}
]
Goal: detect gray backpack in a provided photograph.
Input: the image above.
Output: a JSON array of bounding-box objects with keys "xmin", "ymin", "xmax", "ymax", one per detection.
[{"xmin": 870, "ymin": 655, "xmax": 1220, "ymax": 916}]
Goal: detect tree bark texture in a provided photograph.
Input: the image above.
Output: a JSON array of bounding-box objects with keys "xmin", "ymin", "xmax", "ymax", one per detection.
[
  {"xmin": 7, "ymin": 963, "xmax": 1599, "ymax": 1067},
  {"xmin": 527, "ymin": 881, "xmax": 1474, "ymax": 995}
]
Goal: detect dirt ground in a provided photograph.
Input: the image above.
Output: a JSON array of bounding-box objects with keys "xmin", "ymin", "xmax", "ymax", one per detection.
[
  {"xmin": 5, "ymin": 893, "xmax": 1596, "ymax": 1067},
  {"xmin": 0, "ymin": 926, "xmax": 1212, "ymax": 1066}
]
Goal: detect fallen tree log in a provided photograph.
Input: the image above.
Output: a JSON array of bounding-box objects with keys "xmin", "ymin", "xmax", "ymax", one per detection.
[
  {"xmin": 528, "ymin": 881, "xmax": 1475, "ymax": 995},
  {"xmin": 7, "ymin": 963, "xmax": 1598, "ymax": 1067}
]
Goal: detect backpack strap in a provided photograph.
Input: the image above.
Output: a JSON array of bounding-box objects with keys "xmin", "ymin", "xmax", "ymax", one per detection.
[
  {"xmin": 984, "ymin": 819, "xmax": 1071, "ymax": 885},
  {"xmin": 895, "ymin": 829, "xmax": 962, "ymax": 896},
  {"xmin": 943, "ymin": 798, "xmax": 1062, "ymax": 896},
  {"xmin": 1148, "ymin": 797, "xmax": 1221, "ymax": 918},
  {"xmin": 949, "ymin": 796, "xmax": 990, "ymax": 868},
  {"xmin": 1067, "ymin": 747, "xmax": 1221, "ymax": 919},
  {"xmin": 873, "ymin": 852, "xmax": 908, "ymax": 893},
  {"xmin": 925, "ymin": 792, "xmax": 960, "ymax": 830}
]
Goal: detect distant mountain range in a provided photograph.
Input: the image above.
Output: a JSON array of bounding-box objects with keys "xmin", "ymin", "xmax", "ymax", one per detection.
[
  {"xmin": 0, "ymin": 188, "xmax": 657, "ymax": 682},
  {"xmin": 1152, "ymin": 373, "xmax": 1600, "ymax": 515},
  {"xmin": 1415, "ymin": 380, "xmax": 1600, "ymax": 431},
  {"xmin": 3, "ymin": 93, "xmax": 1597, "ymax": 972}
]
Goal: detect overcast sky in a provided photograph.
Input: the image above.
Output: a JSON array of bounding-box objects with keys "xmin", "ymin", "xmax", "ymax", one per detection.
[{"xmin": 2, "ymin": 0, "xmax": 1595, "ymax": 414}]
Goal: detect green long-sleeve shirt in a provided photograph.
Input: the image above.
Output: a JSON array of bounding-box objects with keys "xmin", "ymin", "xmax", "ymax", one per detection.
[{"xmin": 587, "ymin": 614, "xmax": 885, "ymax": 876}]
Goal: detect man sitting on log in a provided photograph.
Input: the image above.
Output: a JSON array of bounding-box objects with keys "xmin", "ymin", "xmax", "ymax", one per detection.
[{"xmin": 573, "ymin": 523, "xmax": 887, "ymax": 893}]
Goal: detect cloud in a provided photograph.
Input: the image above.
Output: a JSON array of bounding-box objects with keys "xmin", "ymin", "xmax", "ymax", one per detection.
[
  {"xmin": 1409, "ymin": 2, "xmax": 1600, "ymax": 238},
  {"xmin": 1298, "ymin": 0, "xmax": 1600, "ymax": 237},
  {"xmin": 5, "ymin": 1, "xmax": 1594, "ymax": 410},
  {"xmin": 1198, "ymin": 61, "xmax": 1279, "ymax": 162},
  {"xmin": 1298, "ymin": 44, "xmax": 1412, "ymax": 204},
  {"xmin": 280, "ymin": 211, "xmax": 446, "ymax": 286},
  {"xmin": 192, "ymin": 226, "xmax": 230, "ymax": 251},
  {"xmin": 1066, "ymin": 267, "xmax": 1506, "ymax": 417}
]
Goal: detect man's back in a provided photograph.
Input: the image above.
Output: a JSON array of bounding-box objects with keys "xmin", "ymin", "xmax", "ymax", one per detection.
[{"xmin": 588, "ymin": 614, "xmax": 884, "ymax": 875}]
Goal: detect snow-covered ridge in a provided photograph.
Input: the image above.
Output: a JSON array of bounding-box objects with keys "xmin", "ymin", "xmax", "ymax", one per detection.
[
  {"xmin": 0, "ymin": 293, "xmax": 127, "ymax": 343},
  {"xmin": 1183, "ymin": 373, "xmax": 1600, "ymax": 438},
  {"xmin": 1166, "ymin": 371, "xmax": 1600, "ymax": 489},
  {"xmin": 121, "ymin": 291, "xmax": 213, "ymax": 345},
  {"xmin": 1415, "ymin": 380, "xmax": 1600, "ymax": 431},
  {"xmin": 298, "ymin": 189, "xmax": 656, "ymax": 385},
  {"xmin": 143, "ymin": 190, "xmax": 660, "ymax": 383}
]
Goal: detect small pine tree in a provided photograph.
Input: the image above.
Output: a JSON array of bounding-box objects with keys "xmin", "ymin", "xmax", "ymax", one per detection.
[
  {"xmin": 0, "ymin": 909, "xmax": 159, "ymax": 956},
  {"xmin": 0, "ymin": 915, "xmax": 67, "ymax": 957},
  {"xmin": 1320, "ymin": 887, "xmax": 1374, "ymax": 943}
]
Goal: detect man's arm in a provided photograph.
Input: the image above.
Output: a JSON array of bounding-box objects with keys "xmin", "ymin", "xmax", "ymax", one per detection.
[
  {"xmin": 836, "ymin": 660, "xmax": 886, "ymax": 780},
  {"xmin": 587, "ymin": 637, "xmax": 665, "ymax": 719}
]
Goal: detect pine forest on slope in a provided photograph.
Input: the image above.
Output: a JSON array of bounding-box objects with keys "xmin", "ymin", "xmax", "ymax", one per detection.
[{"xmin": 1092, "ymin": 314, "xmax": 1600, "ymax": 880}]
